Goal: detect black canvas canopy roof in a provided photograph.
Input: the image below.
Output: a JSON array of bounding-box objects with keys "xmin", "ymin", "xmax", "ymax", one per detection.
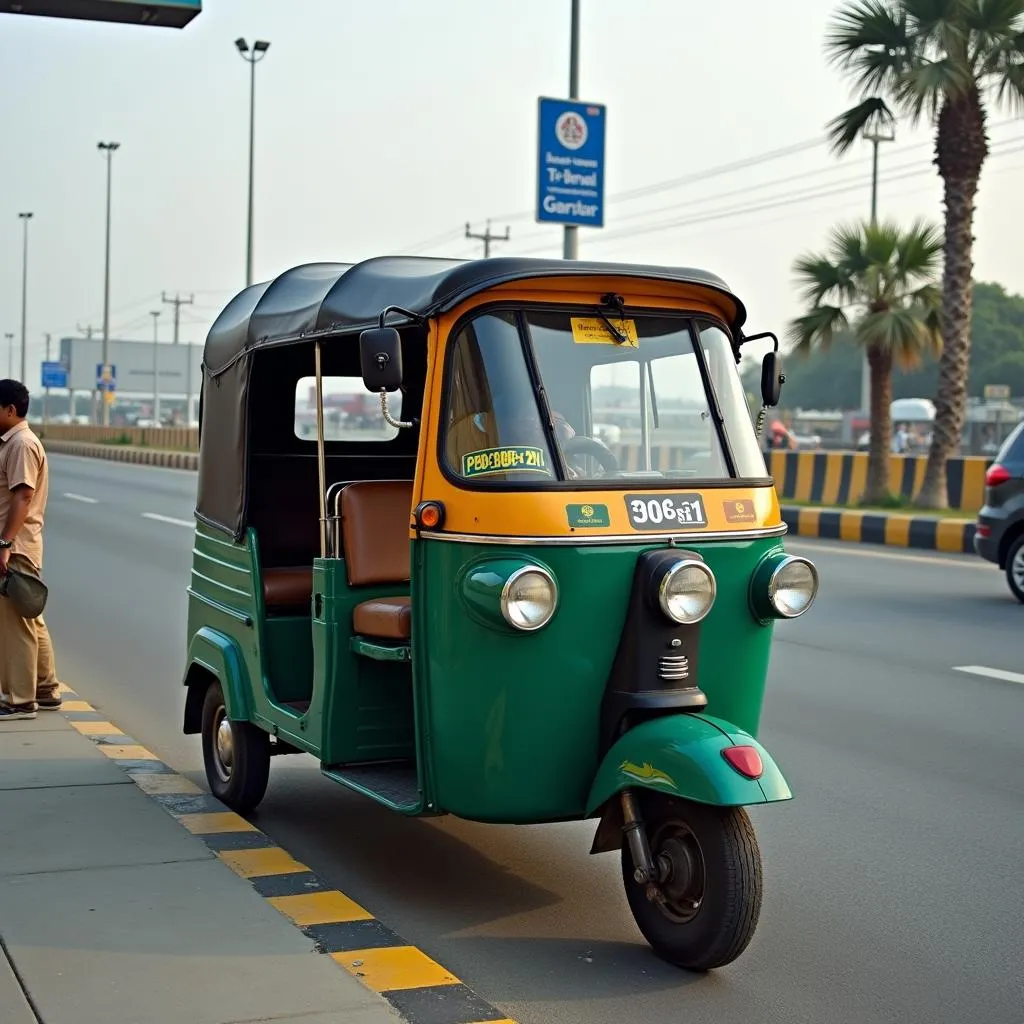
[
  {"xmin": 195, "ymin": 255, "xmax": 746, "ymax": 538},
  {"xmin": 202, "ymin": 255, "xmax": 746, "ymax": 377}
]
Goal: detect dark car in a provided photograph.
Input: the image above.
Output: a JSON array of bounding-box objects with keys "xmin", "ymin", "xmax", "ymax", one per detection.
[{"xmin": 974, "ymin": 420, "xmax": 1024, "ymax": 603}]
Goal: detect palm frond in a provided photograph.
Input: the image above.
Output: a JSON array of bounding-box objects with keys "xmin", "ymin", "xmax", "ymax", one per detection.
[
  {"xmin": 785, "ymin": 306, "xmax": 850, "ymax": 354},
  {"xmin": 897, "ymin": 57, "xmax": 974, "ymax": 117},
  {"xmin": 993, "ymin": 56, "xmax": 1024, "ymax": 109},
  {"xmin": 857, "ymin": 304, "xmax": 942, "ymax": 367},
  {"xmin": 827, "ymin": 0, "xmax": 911, "ymax": 68},
  {"xmin": 826, "ymin": 97, "xmax": 896, "ymax": 153},
  {"xmin": 893, "ymin": 218, "xmax": 944, "ymax": 280}
]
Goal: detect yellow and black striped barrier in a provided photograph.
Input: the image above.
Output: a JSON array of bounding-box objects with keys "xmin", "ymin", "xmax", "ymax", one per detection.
[
  {"xmin": 57, "ymin": 683, "xmax": 517, "ymax": 1024},
  {"xmin": 780, "ymin": 505, "xmax": 977, "ymax": 553},
  {"xmin": 767, "ymin": 449, "xmax": 989, "ymax": 512}
]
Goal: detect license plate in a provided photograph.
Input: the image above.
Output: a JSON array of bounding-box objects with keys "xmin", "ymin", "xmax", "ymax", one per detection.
[{"xmin": 624, "ymin": 493, "xmax": 708, "ymax": 531}]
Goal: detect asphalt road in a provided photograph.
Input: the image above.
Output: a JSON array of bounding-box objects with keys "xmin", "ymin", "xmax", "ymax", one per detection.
[{"xmin": 41, "ymin": 454, "xmax": 1024, "ymax": 1024}]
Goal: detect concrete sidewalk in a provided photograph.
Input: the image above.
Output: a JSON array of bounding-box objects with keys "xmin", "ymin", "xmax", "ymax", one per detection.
[{"xmin": 0, "ymin": 707, "xmax": 401, "ymax": 1024}]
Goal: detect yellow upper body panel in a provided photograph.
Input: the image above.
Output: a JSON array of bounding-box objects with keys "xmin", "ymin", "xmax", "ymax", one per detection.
[{"xmin": 409, "ymin": 276, "xmax": 780, "ymax": 541}]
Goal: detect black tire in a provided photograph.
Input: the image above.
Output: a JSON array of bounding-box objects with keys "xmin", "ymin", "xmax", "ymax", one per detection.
[
  {"xmin": 1005, "ymin": 535, "xmax": 1024, "ymax": 604},
  {"xmin": 621, "ymin": 794, "xmax": 763, "ymax": 971},
  {"xmin": 200, "ymin": 680, "xmax": 270, "ymax": 813}
]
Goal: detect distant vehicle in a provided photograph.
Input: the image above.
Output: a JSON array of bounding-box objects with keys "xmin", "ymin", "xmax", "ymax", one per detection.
[
  {"xmin": 974, "ymin": 420, "xmax": 1024, "ymax": 603},
  {"xmin": 792, "ymin": 432, "xmax": 821, "ymax": 449}
]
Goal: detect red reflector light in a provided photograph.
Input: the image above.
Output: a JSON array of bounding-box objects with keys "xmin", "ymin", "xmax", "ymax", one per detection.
[
  {"xmin": 722, "ymin": 745, "xmax": 763, "ymax": 780},
  {"xmin": 985, "ymin": 464, "xmax": 1011, "ymax": 487},
  {"xmin": 976, "ymin": 524, "xmax": 990, "ymax": 538}
]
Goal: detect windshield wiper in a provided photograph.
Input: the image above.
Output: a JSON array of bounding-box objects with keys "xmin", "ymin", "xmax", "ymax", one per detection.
[{"xmin": 596, "ymin": 292, "xmax": 629, "ymax": 344}]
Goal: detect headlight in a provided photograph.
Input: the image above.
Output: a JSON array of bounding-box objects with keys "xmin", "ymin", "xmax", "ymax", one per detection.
[
  {"xmin": 767, "ymin": 556, "xmax": 818, "ymax": 618},
  {"xmin": 500, "ymin": 566, "xmax": 557, "ymax": 631},
  {"xmin": 658, "ymin": 559, "xmax": 716, "ymax": 624}
]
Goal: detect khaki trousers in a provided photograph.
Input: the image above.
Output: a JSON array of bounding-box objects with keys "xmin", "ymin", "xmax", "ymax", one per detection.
[{"xmin": 0, "ymin": 554, "xmax": 58, "ymax": 709}]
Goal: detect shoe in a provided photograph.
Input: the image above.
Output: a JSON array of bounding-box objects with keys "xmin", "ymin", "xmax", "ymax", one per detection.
[
  {"xmin": 0, "ymin": 704, "xmax": 37, "ymax": 721},
  {"xmin": 36, "ymin": 696, "xmax": 62, "ymax": 711}
]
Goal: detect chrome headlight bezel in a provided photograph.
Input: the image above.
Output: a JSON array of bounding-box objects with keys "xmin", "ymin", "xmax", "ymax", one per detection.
[
  {"xmin": 499, "ymin": 565, "xmax": 558, "ymax": 631},
  {"xmin": 657, "ymin": 558, "xmax": 717, "ymax": 625},
  {"xmin": 766, "ymin": 555, "xmax": 819, "ymax": 619}
]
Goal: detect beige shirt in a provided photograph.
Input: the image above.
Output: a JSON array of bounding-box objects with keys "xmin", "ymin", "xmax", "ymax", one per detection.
[{"xmin": 0, "ymin": 421, "xmax": 49, "ymax": 570}]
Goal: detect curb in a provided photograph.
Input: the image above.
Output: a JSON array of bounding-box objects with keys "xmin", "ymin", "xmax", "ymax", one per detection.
[
  {"xmin": 53, "ymin": 682, "xmax": 516, "ymax": 1024},
  {"xmin": 41, "ymin": 439, "xmax": 197, "ymax": 470},
  {"xmin": 781, "ymin": 505, "xmax": 977, "ymax": 554}
]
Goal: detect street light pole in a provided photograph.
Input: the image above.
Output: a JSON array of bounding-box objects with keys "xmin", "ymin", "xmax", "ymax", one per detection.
[
  {"xmin": 858, "ymin": 123, "xmax": 895, "ymax": 417},
  {"xmin": 4, "ymin": 333, "xmax": 13, "ymax": 377},
  {"xmin": 98, "ymin": 141, "xmax": 120, "ymax": 425},
  {"xmin": 18, "ymin": 212, "xmax": 32, "ymax": 383},
  {"xmin": 150, "ymin": 310, "xmax": 161, "ymax": 426},
  {"xmin": 563, "ymin": 0, "xmax": 580, "ymax": 261},
  {"xmin": 235, "ymin": 37, "xmax": 271, "ymax": 287}
]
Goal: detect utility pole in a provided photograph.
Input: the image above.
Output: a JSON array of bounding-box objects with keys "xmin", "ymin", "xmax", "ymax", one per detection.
[
  {"xmin": 563, "ymin": 0, "xmax": 580, "ymax": 261},
  {"xmin": 859, "ymin": 122, "xmax": 895, "ymax": 417},
  {"xmin": 43, "ymin": 332, "xmax": 51, "ymax": 425},
  {"xmin": 4, "ymin": 333, "xmax": 13, "ymax": 378},
  {"xmin": 98, "ymin": 141, "xmax": 120, "ymax": 425},
  {"xmin": 465, "ymin": 220, "xmax": 510, "ymax": 258},
  {"xmin": 77, "ymin": 323, "xmax": 97, "ymax": 339},
  {"xmin": 162, "ymin": 292, "xmax": 194, "ymax": 423},
  {"xmin": 18, "ymin": 212, "xmax": 32, "ymax": 383},
  {"xmin": 150, "ymin": 310, "xmax": 161, "ymax": 426}
]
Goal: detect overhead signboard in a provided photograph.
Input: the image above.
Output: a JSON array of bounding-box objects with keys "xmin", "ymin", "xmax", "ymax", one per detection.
[
  {"xmin": 536, "ymin": 96, "xmax": 606, "ymax": 229},
  {"xmin": 2, "ymin": 0, "xmax": 200, "ymax": 28},
  {"xmin": 983, "ymin": 384, "xmax": 1011, "ymax": 401},
  {"xmin": 58, "ymin": 336, "xmax": 202, "ymax": 396}
]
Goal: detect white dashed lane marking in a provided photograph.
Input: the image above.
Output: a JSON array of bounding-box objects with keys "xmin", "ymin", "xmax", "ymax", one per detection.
[
  {"xmin": 953, "ymin": 665, "xmax": 1024, "ymax": 686},
  {"xmin": 63, "ymin": 492, "xmax": 98, "ymax": 504},
  {"xmin": 141, "ymin": 512, "xmax": 194, "ymax": 528}
]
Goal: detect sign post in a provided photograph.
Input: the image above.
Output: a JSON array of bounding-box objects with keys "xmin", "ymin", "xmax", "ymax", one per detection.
[
  {"xmin": 41, "ymin": 361, "xmax": 67, "ymax": 389},
  {"xmin": 536, "ymin": 96, "xmax": 606, "ymax": 252},
  {"xmin": 96, "ymin": 363, "xmax": 117, "ymax": 408}
]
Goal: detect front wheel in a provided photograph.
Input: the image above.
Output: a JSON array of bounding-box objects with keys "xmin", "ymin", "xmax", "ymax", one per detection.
[
  {"xmin": 200, "ymin": 680, "xmax": 270, "ymax": 813},
  {"xmin": 621, "ymin": 794, "xmax": 762, "ymax": 971},
  {"xmin": 1005, "ymin": 535, "xmax": 1024, "ymax": 604}
]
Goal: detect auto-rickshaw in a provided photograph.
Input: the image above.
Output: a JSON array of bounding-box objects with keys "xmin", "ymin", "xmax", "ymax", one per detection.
[{"xmin": 182, "ymin": 255, "xmax": 819, "ymax": 971}]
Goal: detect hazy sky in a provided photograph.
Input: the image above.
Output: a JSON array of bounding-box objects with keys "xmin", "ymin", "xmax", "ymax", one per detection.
[{"xmin": 2, "ymin": 0, "xmax": 1023, "ymax": 395}]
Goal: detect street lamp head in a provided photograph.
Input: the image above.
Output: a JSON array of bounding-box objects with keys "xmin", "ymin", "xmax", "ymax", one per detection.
[
  {"xmin": 97, "ymin": 141, "xmax": 121, "ymax": 153},
  {"xmin": 253, "ymin": 39, "xmax": 270, "ymax": 52},
  {"xmin": 235, "ymin": 36, "xmax": 248, "ymax": 53},
  {"xmin": 18, "ymin": 212, "xmax": 32, "ymax": 220}
]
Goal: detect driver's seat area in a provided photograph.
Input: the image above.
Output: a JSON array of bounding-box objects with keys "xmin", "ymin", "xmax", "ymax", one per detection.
[{"xmin": 340, "ymin": 480, "xmax": 414, "ymax": 641}]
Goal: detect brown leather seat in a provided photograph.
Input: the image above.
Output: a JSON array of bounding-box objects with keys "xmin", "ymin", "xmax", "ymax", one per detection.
[
  {"xmin": 341, "ymin": 480, "xmax": 414, "ymax": 641},
  {"xmin": 263, "ymin": 567, "xmax": 313, "ymax": 612},
  {"xmin": 352, "ymin": 597, "xmax": 412, "ymax": 640}
]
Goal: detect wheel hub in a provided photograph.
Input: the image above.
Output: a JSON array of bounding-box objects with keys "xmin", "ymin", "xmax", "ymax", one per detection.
[
  {"xmin": 1012, "ymin": 546, "xmax": 1024, "ymax": 590},
  {"xmin": 650, "ymin": 827, "xmax": 706, "ymax": 923},
  {"xmin": 214, "ymin": 712, "xmax": 234, "ymax": 782}
]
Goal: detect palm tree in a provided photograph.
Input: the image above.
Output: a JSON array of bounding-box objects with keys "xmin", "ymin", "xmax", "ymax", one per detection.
[
  {"xmin": 825, "ymin": 0, "xmax": 1024, "ymax": 508},
  {"xmin": 788, "ymin": 219, "xmax": 942, "ymax": 504}
]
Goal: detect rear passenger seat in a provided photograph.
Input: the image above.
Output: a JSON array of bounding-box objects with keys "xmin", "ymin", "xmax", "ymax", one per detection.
[{"xmin": 340, "ymin": 480, "xmax": 414, "ymax": 640}]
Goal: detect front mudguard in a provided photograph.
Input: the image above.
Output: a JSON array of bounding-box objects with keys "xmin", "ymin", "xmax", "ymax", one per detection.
[{"xmin": 585, "ymin": 713, "xmax": 791, "ymax": 854}]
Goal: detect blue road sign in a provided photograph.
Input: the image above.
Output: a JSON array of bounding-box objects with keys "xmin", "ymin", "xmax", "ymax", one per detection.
[
  {"xmin": 536, "ymin": 97, "xmax": 606, "ymax": 228},
  {"xmin": 96, "ymin": 363, "xmax": 117, "ymax": 392},
  {"xmin": 41, "ymin": 361, "xmax": 67, "ymax": 389}
]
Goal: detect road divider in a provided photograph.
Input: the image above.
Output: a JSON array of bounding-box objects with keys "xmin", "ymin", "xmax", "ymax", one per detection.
[
  {"xmin": 43, "ymin": 439, "xmax": 198, "ymax": 470},
  {"xmin": 54, "ymin": 681, "xmax": 517, "ymax": 1024},
  {"xmin": 780, "ymin": 505, "xmax": 976, "ymax": 554}
]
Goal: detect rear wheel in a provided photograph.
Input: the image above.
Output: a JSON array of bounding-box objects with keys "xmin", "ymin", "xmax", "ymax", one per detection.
[
  {"xmin": 200, "ymin": 680, "xmax": 270, "ymax": 813},
  {"xmin": 1005, "ymin": 535, "xmax": 1024, "ymax": 604},
  {"xmin": 621, "ymin": 794, "xmax": 762, "ymax": 971}
]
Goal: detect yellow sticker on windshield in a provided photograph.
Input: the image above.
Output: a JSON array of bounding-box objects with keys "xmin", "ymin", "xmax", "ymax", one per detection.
[
  {"xmin": 462, "ymin": 446, "xmax": 552, "ymax": 478},
  {"xmin": 570, "ymin": 317, "xmax": 639, "ymax": 347}
]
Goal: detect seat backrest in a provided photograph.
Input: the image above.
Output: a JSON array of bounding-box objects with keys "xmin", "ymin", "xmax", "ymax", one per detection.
[{"xmin": 340, "ymin": 480, "xmax": 414, "ymax": 586}]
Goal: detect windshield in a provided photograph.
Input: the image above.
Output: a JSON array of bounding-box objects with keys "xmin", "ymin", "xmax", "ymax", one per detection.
[{"xmin": 442, "ymin": 307, "xmax": 767, "ymax": 486}]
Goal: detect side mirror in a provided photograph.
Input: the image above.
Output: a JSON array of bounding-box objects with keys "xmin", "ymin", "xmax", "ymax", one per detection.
[
  {"xmin": 359, "ymin": 327, "xmax": 403, "ymax": 393},
  {"xmin": 760, "ymin": 351, "xmax": 784, "ymax": 408}
]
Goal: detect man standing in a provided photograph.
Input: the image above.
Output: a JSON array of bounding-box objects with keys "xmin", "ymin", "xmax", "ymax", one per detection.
[{"xmin": 0, "ymin": 379, "xmax": 60, "ymax": 722}]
